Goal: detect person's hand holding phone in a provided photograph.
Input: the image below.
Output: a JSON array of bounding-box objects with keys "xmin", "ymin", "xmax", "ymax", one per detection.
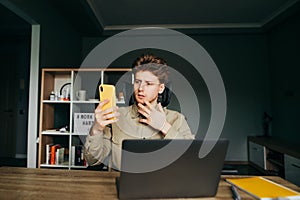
[
  {"xmin": 137, "ymin": 101, "xmax": 171, "ymax": 135},
  {"xmin": 90, "ymin": 99, "xmax": 119, "ymax": 136}
]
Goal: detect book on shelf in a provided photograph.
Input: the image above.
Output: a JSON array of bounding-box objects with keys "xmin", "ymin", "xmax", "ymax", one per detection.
[
  {"xmin": 71, "ymin": 145, "xmax": 86, "ymax": 166},
  {"xmin": 71, "ymin": 146, "xmax": 75, "ymax": 166},
  {"xmin": 56, "ymin": 148, "xmax": 65, "ymax": 165},
  {"xmin": 226, "ymin": 176, "xmax": 300, "ymax": 200},
  {"xmin": 45, "ymin": 144, "xmax": 52, "ymax": 165},
  {"xmin": 50, "ymin": 144, "xmax": 60, "ymax": 165}
]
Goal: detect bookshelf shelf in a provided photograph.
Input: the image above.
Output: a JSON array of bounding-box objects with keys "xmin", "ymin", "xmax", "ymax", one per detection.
[
  {"xmin": 38, "ymin": 68, "xmax": 132, "ymax": 170},
  {"xmin": 70, "ymin": 165, "xmax": 89, "ymax": 169},
  {"xmin": 72, "ymin": 100, "xmax": 126, "ymax": 104},
  {"xmin": 70, "ymin": 132, "xmax": 88, "ymax": 136},
  {"xmin": 43, "ymin": 100, "xmax": 71, "ymax": 103},
  {"xmin": 73, "ymin": 100, "xmax": 97, "ymax": 104},
  {"xmin": 42, "ymin": 131, "xmax": 69, "ymax": 135},
  {"xmin": 267, "ymin": 158, "xmax": 284, "ymax": 168},
  {"xmin": 40, "ymin": 164, "xmax": 69, "ymax": 168}
]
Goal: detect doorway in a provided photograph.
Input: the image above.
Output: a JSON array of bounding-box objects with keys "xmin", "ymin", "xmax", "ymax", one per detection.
[
  {"xmin": 0, "ymin": 53, "xmax": 17, "ymax": 158},
  {"xmin": 0, "ymin": 4, "xmax": 31, "ymax": 167}
]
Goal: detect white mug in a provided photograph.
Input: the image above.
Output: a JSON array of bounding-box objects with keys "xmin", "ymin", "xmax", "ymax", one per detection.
[{"xmin": 76, "ymin": 90, "xmax": 86, "ymax": 101}]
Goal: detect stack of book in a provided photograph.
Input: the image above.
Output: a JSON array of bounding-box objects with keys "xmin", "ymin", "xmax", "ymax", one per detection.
[
  {"xmin": 45, "ymin": 144, "xmax": 86, "ymax": 167},
  {"xmin": 45, "ymin": 144, "xmax": 66, "ymax": 165}
]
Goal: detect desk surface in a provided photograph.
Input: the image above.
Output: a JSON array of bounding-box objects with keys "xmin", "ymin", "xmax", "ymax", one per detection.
[{"xmin": 0, "ymin": 167, "xmax": 299, "ymax": 200}]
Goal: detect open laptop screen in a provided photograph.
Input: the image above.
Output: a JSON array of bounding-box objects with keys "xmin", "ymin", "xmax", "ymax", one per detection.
[{"xmin": 117, "ymin": 139, "xmax": 229, "ymax": 199}]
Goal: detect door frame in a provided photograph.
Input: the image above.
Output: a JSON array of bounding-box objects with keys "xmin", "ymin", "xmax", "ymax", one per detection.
[
  {"xmin": 27, "ymin": 25, "xmax": 40, "ymax": 168},
  {"xmin": 1, "ymin": 1, "xmax": 40, "ymax": 168}
]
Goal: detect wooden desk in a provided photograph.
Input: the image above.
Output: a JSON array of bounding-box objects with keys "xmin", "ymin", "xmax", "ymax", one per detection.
[{"xmin": 0, "ymin": 167, "xmax": 299, "ymax": 200}]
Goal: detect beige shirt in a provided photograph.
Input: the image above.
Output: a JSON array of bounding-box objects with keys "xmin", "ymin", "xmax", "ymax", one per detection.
[{"xmin": 84, "ymin": 104, "xmax": 194, "ymax": 170}]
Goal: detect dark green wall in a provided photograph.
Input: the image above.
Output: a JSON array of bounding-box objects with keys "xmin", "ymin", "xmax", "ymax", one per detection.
[
  {"xmin": 82, "ymin": 33, "xmax": 271, "ymax": 161},
  {"xmin": 268, "ymin": 10, "xmax": 300, "ymax": 144}
]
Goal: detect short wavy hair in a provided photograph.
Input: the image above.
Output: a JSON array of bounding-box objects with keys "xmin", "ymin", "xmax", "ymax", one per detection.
[{"xmin": 132, "ymin": 54, "xmax": 169, "ymax": 84}]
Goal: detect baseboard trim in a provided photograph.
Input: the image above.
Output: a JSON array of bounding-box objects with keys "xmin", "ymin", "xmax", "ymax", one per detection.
[{"xmin": 15, "ymin": 154, "xmax": 27, "ymax": 159}]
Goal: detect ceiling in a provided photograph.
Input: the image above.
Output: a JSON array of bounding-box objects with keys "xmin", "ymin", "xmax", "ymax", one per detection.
[
  {"xmin": 1, "ymin": 0, "xmax": 300, "ymax": 37},
  {"xmin": 0, "ymin": 3, "xmax": 31, "ymax": 36},
  {"xmin": 49, "ymin": 0, "xmax": 300, "ymax": 36}
]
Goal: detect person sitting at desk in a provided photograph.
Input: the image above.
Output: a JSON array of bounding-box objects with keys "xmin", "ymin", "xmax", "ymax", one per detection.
[{"xmin": 84, "ymin": 54, "xmax": 195, "ymax": 170}]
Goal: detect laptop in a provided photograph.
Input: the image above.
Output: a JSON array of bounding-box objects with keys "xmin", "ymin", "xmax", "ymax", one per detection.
[{"xmin": 116, "ymin": 139, "xmax": 229, "ymax": 199}]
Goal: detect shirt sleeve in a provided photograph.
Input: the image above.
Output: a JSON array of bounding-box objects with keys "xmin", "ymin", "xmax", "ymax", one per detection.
[
  {"xmin": 164, "ymin": 112, "xmax": 195, "ymax": 139},
  {"xmin": 84, "ymin": 127, "xmax": 112, "ymax": 166}
]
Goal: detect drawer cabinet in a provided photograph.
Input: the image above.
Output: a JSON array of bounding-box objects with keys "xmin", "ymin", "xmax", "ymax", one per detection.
[
  {"xmin": 285, "ymin": 155, "xmax": 300, "ymax": 186},
  {"xmin": 248, "ymin": 141, "xmax": 266, "ymax": 170}
]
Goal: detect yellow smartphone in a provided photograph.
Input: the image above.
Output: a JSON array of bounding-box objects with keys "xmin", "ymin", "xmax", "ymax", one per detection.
[{"xmin": 99, "ymin": 84, "xmax": 116, "ymax": 111}]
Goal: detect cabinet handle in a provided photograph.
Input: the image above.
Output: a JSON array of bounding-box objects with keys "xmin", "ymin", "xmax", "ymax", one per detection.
[{"xmin": 291, "ymin": 163, "xmax": 300, "ymax": 169}]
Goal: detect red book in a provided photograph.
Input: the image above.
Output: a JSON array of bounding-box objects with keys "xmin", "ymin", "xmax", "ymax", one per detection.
[{"xmin": 50, "ymin": 144, "xmax": 61, "ymax": 165}]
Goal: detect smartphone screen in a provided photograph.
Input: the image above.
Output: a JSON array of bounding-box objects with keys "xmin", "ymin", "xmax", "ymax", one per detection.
[{"xmin": 99, "ymin": 84, "xmax": 116, "ymax": 111}]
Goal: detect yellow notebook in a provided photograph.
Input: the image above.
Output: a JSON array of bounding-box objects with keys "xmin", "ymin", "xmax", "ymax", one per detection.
[{"xmin": 226, "ymin": 177, "xmax": 300, "ymax": 200}]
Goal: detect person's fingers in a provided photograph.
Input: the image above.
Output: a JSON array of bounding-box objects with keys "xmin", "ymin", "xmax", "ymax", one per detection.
[
  {"xmin": 104, "ymin": 111, "xmax": 120, "ymax": 120},
  {"xmin": 95, "ymin": 113, "xmax": 102, "ymax": 120},
  {"xmin": 102, "ymin": 106, "xmax": 118, "ymax": 115},
  {"xmin": 95, "ymin": 105, "xmax": 119, "ymax": 122},
  {"xmin": 139, "ymin": 118, "xmax": 149, "ymax": 124},
  {"xmin": 103, "ymin": 117, "xmax": 119, "ymax": 125},
  {"xmin": 144, "ymin": 101, "xmax": 154, "ymax": 110},
  {"xmin": 96, "ymin": 99, "xmax": 110, "ymax": 111},
  {"xmin": 138, "ymin": 109, "xmax": 149, "ymax": 118},
  {"xmin": 157, "ymin": 103, "xmax": 164, "ymax": 112},
  {"xmin": 138, "ymin": 103, "xmax": 150, "ymax": 114}
]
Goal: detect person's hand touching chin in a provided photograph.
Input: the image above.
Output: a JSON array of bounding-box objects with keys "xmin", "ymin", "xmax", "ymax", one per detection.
[
  {"xmin": 90, "ymin": 99, "xmax": 119, "ymax": 136},
  {"xmin": 137, "ymin": 101, "xmax": 171, "ymax": 136}
]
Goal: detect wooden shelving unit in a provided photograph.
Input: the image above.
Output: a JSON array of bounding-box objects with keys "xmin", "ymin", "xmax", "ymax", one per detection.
[{"xmin": 38, "ymin": 68, "xmax": 132, "ymax": 169}]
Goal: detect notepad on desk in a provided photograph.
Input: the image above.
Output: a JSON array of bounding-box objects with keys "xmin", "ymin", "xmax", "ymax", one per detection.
[{"xmin": 226, "ymin": 177, "xmax": 300, "ymax": 200}]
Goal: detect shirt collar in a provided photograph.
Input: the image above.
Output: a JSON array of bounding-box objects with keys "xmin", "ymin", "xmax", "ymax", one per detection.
[{"xmin": 130, "ymin": 103, "xmax": 140, "ymax": 119}]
